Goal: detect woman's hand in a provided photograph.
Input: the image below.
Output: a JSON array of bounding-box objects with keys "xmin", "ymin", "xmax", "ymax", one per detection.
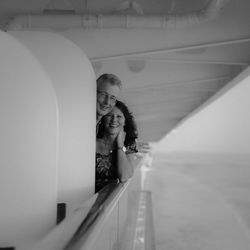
[{"xmin": 117, "ymin": 129, "xmax": 126, "ymax": 148}]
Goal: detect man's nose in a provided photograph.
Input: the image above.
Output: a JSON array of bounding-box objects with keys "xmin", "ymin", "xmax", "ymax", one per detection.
[{"xmin": 103, "ymin": 95, "xmax": 111, "ymax": 105}]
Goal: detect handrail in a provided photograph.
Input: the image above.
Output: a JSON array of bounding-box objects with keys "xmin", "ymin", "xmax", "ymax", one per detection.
[
  {"xmin": 64, "ymin": 155, "xmax": 148, "ymax": 250},
  {"xmin": 28, "ymin": 180, "xmax": 132, "ymax": 250},
  {"xmin": 29, "ymin": 155, "xmax": 147, "ymax": 250},
  {"xmin": 65, "ymin": 181, "xmax": 129, "ymax": 250}
]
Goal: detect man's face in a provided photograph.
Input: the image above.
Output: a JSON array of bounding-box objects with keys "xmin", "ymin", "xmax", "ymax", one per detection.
[{"xmin": 97, "ymin": 82, "xmax": 120, "ymax": 118}]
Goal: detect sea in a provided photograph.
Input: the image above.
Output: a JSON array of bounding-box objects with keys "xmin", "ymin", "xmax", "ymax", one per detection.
[{"xmin": 142, "ymin": 151, "xmax": 250, "ymax": 250}]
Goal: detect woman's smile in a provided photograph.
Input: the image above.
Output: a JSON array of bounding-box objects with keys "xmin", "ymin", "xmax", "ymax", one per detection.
[{"xmin": 104, "ymin": 107, "xmax": 125, "ymax": 133}]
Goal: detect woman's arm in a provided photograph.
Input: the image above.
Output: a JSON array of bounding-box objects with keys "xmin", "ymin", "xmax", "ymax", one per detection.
[{"xmin": 116, "ymin": 130, "xmax": 135, "ymax": 182}]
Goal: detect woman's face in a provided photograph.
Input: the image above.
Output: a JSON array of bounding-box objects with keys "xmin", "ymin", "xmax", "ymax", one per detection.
[{"xmin": 103, "ymin": 107, "xmax": 125, "ymax": 135}]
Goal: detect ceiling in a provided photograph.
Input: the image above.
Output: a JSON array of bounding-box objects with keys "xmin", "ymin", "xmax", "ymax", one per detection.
[{"xmin": 1, "ymin": 0, "xmax": 250, "ymax": 142}]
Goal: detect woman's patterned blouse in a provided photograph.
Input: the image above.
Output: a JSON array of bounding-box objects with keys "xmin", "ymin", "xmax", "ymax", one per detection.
[{"xmin": 95, "ymin": 143, "xmax": 137, "ymax": 193}]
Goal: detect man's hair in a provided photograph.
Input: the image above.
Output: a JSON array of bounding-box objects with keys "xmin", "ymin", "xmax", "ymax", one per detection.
[{"xmin": 97, "ymin": 73, "xmax": 122, "ymax": 89}]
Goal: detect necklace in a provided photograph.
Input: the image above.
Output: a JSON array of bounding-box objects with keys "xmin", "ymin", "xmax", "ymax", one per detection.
[{"xmin": 101, "ymin": 138, "xmax": 114, "ymax": 153}]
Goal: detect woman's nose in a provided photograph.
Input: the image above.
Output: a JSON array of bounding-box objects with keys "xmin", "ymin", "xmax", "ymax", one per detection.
[{"xmin": 110, "ymin": 115, "xmax": 117, "ymax": 122}]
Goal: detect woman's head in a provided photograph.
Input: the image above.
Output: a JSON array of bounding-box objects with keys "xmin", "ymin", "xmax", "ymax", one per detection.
[{"xmin": 98, "ymin": 101, "xmax": 138, "ymax": 147}]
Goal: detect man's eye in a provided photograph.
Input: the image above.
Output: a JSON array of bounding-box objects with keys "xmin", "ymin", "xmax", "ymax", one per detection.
[{"xmin": 98, "ymin": 92, "xmax": 107, "ymax": 97}]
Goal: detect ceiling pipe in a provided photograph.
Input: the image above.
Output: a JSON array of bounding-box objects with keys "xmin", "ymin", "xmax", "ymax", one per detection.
[{"xmin": 6, "ymin": 0, "xmax": 230, "ymax": 31}]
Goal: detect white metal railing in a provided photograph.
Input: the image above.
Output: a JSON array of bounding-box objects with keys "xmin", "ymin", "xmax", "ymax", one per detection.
[{"xmin": 27, "ymin": 156, "xmax": 152, "ymax": 250}]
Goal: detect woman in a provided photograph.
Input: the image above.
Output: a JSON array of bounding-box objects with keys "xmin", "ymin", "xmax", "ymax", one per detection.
[{"xmin": 96, "ymin": 100, "xmax": 138, "ymax": 192}]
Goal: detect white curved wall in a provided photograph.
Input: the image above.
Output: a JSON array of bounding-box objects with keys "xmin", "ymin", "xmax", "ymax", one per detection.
[
  {"xmin": 10, "ymin": 31, "xmax": 96, "ymax": 214},
  {"xmin": 0, "ymin": 31, "xmax": 58, "ymax": 248},
  {"xmin": 157, "ymin": 66, "xmax": 250, "ymax": 156}
]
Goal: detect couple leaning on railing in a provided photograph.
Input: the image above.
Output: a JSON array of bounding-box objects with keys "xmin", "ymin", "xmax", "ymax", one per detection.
[{"xmin": 95, "ymin": 73, "xmax": 150, "ymax": 193}]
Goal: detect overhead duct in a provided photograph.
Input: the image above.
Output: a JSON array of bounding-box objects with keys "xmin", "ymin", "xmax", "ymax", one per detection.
[{"xmin": 6, "ymin": 0, "xmax": 230, "ymax": 31}]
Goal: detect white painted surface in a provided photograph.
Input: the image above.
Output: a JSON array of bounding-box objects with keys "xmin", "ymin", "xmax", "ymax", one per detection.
[
  {"xmin": 0, "ymin": 30, "xmax": 58, "ymax": 248},
  {"xmin": 10, "ymin": 31, "xmax": 97, "ymax": 214},
  {"xmin": 157, "ymin": 66, "xmax": 250, "ymax": 155}
]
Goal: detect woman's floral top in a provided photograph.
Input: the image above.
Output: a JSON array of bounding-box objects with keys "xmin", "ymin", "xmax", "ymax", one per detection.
[
  {"xmin": 95, "ymin": 151, "xmax": 118, "ymax": 192},
  {"xmin": 95, "ymin": 143, "xmax": 137, "ymax": 193}
]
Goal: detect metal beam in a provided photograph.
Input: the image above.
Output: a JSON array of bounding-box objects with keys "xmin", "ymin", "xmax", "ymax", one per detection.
[
  {"xmin": 129, "ymin": 58, "xmax": 249, "ymax": 66},
  {"xmin": 127, "ymin": 95, "xmax": 212, "ymax": 110},
  {"xmin": 123, "ymin": 75, "xmax": 230, "ymax": 91},
  {"xmin": 129, "ymin": 97, "xmax": 204, "ymax": 108},
  {"xmin": 136, "ymin": 112, "xmax": 186, "ymax": 122},
  {"xmin": 90, "ymin": 37, "xmax": 250, "ymax": 62}
]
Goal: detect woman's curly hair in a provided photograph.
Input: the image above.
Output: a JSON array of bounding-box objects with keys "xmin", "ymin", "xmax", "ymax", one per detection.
[{"xmin": 97, "ymin": 100, "xmax": 138, "ymax": 148}]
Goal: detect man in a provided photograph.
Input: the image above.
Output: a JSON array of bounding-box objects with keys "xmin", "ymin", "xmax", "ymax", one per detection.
[{"xmin": 96, "ymin": 73, "xmax": 122, "ymax": 131}]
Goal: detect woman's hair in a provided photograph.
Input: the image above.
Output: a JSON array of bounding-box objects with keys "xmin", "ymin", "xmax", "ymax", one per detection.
[{"xmin": 97, "ymin": 100, "xmax": 138, "ymax": 148}]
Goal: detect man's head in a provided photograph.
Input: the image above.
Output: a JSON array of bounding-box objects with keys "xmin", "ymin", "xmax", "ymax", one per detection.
[{"xmin": 96, "ymin": 73, "xmax": 122, "ymax": 122}]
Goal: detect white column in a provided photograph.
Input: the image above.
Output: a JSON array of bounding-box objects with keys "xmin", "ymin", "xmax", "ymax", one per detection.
[
  {"xmin": 10, "ymin": 31, "xmax": 96, "ymax": 215},
  {"xmin": 0, "ymin": 30, "xmax": 58, "ymax": 248}
]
